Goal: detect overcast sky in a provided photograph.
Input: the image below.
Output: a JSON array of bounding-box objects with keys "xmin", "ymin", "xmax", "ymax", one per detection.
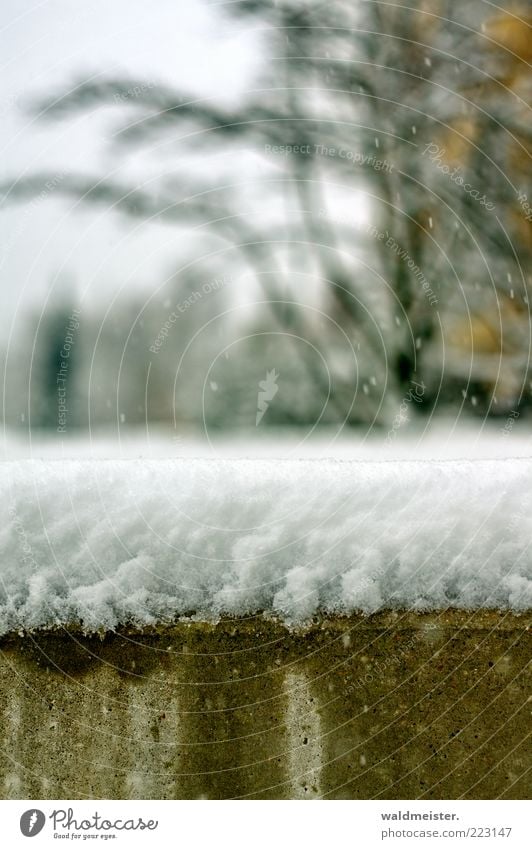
[{"xmin": 0, "ymin": 0, "xmax": 263, "ymax": 333}]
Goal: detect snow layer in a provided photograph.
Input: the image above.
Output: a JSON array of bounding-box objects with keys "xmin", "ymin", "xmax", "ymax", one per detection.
[
  {"xmin": 0, "ymin": 458, "xmax": 531, "ymax": 633},
  {"xmin": 5, "ymin": 420, "xmax": 532, "ymax": 461}
]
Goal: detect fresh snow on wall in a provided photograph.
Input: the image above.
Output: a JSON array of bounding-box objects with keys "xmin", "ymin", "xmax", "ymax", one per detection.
[{"xmin": 0, "ymin": 458, "xmax": 530, "ymax": 633}]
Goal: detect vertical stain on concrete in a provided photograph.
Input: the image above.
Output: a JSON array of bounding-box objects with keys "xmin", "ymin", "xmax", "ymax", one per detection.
[
  {"xmin": 176, "ymin": 630, "xmax": 287, "ymax": 799},
  {"xmin": 55, "ymin": 666, "xmax": 123, "ymax": 798},
  {"xmin": 284, "ymin": 670, "xmax": 323, "ymax": 798},
  {"xmin": 155, "ymin": 691, "xmax": 183, "ymax": 800},
  {"xmin": 4, "ymin": 770, "xmax": 23, "ymax": 798},
  {"xmin": 3, "ymin": 683, "xmax": 47, "ymax": 798},
  {"xmin": 125, "ymin": 685, "xmax": 158, "ymax": 799},
  {"xmin": 124, "ymin": 679, "xmax": 182, "ymax": 799},
  {"xmin": 3, "ymin": 689, "xmax": 23, "ymax": 797}
]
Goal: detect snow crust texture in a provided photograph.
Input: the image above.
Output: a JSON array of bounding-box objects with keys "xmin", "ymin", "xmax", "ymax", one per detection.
[{"xmin": 1, "ymin": 458, "xmax": 530, "ymax": 633}]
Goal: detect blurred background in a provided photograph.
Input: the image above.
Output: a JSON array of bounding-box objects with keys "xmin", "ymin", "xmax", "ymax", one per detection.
[{"xmin": 1, "ymin": 0, "xmax": 531, "ymax": 457}]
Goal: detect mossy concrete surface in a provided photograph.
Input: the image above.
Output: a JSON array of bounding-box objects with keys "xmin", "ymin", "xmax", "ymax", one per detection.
[{"xmin": 0, "ymin": 611, "xmax": 529, "ymax": 799}]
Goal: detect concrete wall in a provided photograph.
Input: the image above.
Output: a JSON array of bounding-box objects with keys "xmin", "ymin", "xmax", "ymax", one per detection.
[{"xmin": 0, "ymin": 611, "xmax": 529, "ymax": 799}]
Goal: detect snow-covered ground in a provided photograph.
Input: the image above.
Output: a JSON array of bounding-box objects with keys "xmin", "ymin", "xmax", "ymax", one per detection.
[
  {"xmin": 0, "ymin": 428, "xmax": 531, "ymax": 633},
  {"xmin": 3, "ymin": 418, "xmax": 532, "ymax": 461}
]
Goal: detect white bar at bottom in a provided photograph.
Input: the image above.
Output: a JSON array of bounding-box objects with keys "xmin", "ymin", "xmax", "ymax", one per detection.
[{"xmin": 1, "ymin": 799, "xmax": 528, "ymax": 848}]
